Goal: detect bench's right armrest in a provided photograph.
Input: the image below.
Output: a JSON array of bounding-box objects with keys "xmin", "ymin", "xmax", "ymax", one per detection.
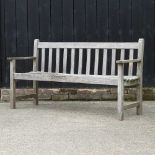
[{"xmin": 116, "ymin": 59, "xmax": 141, "ymax": 64}]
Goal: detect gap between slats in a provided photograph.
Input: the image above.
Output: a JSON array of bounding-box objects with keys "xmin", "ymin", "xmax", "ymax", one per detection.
[
  {"xmin": 111, "ymin": 49, "xmax": 116, "ymax": 75},
  {"xmin": 94, "ymin": 49, "xmax": 99, "ymax": 75}
]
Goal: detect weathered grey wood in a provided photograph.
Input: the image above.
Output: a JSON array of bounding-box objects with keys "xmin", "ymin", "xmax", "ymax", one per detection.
[
  {"xmin": 33, "ymin": 39, "xmax": 39, "ymax": 72},
  {"xmin": 15, "ymin": 72, "xmax": 119, "ymax": 85},
  {"xmin": 10, "ymin": 60, "xmax": 16, "ymax": 109},
  {"xmin": 128, "ymin": 49, "xmax": 134, "ymax": 75},
  {"xmin": 78, "ymin": 49, "xmax": 83, "ymax": 74},
  {"xmin": 38, "ymin": 42, "xmax": 139, "ymax": 49},
  {"xmin": 86, "ymin": 49, "xmax": 91, "ymax": 75},
  {"xmin": 14, "ymin": 72, "xmax": 139, "ymax": 87},
  {"xmin": 33, "ymin": 80, "xmax": 38, "ymax": 105},
  {"xmin": 7, "ymin": 57, "xmax": 36, "ymax": 61},
  {"xmin": 33, "ymin": 39, "xmax": 39, "ymax": 105},
  {"xmin": 94, "ymin": 49, "xmax": 99, "ymax": 75},
  {"xmin": 56, "ymin": 48, "xmax": 60, "ymax": 73},
  {"xmin": 124, "ymin": 102, "xmax": 139, "ymax": 110},
  {"xmin": 102, "ymin": 49, "xmax": 107, "ymax": 75},
  {"xmin": 9, "ymin": 39, "xmax": 144, "ymax": 120},
  {"xmin": 70, "ymin": 49, "xmax": 75, "ymax": 74},
  {"xmin": 120, "ymin": 49, "xmax": 125, "ymax": 60},
  {"xmin": 136, "ymin": 39, "xmax": 144, "ymax": 115},
  {"xmin": 111, "ymin": 49, "xmax": 116, "ymax": 75},
  {"xmin": 116, "ymin": 59, "xmax": 141, "ymax": 64},
  {"xmin": 63, "ymin": 48, "xmax": 67, "ymax": 73},
  {"xmin": 41, "ymin": 48, "xmax": 45, "ymax": 72},
  {"xmin": 117, "ymin": 63, "xmax": 124, "ymax": 121},
  {"xmin": 48, "ymin": 49, "xmax": 53, "ymax": 72}
]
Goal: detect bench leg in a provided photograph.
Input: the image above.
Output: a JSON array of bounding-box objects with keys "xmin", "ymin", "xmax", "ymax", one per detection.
[
  {"xmin": 136, "ymin": 84, "xmax": 143, "ymax": 115},
  {"xmin": 10, "ymin": 60, "xmax": 16, "ymax": 109},
  {"xmin": 117, "ymin": 64, "xmax": 124, "ymax": 121},
  {"xmin": 10, "ymin": 79, "xmax": 16, "ymax": 109},
  {"xmin": 33, "ymin": 81, "xmax": 38, "ymax": 105},
  {"xmin": 117, "ymin": 84, "xmax": 124, "ymax": 121}
]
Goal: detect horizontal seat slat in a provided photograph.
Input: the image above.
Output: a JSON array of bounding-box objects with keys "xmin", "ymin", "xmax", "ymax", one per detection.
[
  {"xmin": 38, "ymin": 42, "xmax": 139, "ymax": 49},
  {"xmin": 14, "ymin": 72, "xmax": 139, "ymax": 86}
]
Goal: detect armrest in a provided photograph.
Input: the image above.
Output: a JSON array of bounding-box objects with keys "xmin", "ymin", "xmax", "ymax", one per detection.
[
  {"xmin": 116, "ymin": 59, "xmax": 141, "ymax": 64},
  {"xmin": 7, "ymin": 56, "xmax": 36, "ymax": 61}
]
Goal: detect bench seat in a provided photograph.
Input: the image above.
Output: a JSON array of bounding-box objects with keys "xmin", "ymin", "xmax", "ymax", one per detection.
[{"xmin": 14, "ymin": 72, "xmax": 139, "ymax": 87}]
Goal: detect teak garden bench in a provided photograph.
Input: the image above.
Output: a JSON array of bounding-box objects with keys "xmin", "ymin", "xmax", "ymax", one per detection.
[{"xmin": 8, "ymin": 39, "xmax": 144, "ymax": 120}]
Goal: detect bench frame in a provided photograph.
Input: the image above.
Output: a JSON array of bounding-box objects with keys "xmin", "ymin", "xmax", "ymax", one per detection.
[{"xmin": 8, "ymin": 39, "xmax": 144, "ymax": 120}]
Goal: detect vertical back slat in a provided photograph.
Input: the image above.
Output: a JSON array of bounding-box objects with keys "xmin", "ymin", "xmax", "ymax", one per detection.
[
  {"xmin": 111, "ymin": 49, "xmax": 116, "ymax": 75},
  {"xmin": 41, "ymin": 48, "xmax": 45, "ymax": 72},
  {"xmin": 102, "ymin": 49, "xmax": 107, "ymax": 75},
  {"xmin": 33, "ymin": 39, "xmax": 39, "ymax": 72},
  {"xmin": 78, "ymin": 49, "xmax": 83, "ymax": 74},
  {"xmin": 48, "ymin": 48, "xmax": 53, "ymax": 72},
  {"xmin": 63, "ymin": 48, "xmax": 67, "ymax": 73},
  {"xmin": 120, "ymin": 49, "xmax": 125, "ymax": 60},
  {"xmin": 128, "ymin": 49, "xmax": 134, "ymax": 75},
  {"xmin": 86, "ymin": 49, "xmax": 91, "ymax": 75},
  {"xmin": 56, "ymin": 48, "xmax": 60, "ymax": 73},
  {"xmin": 70, "ymin": 49, "xmax": 75, "ymax": 74},
  {"xmin": 94, "ymin": 49, "xmax": 99, "ymax": 75}
]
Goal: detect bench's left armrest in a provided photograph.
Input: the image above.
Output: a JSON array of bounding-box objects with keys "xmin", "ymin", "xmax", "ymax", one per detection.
[
  {"xmin": 116, "ymin": 59, "xmax": 141, "ymax": 64},
  {"xmin": 7, "ymin": 56, "xmax": 36, "ymax": 61}
]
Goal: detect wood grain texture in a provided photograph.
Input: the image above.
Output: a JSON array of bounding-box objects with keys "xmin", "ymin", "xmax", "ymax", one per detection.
[
  {"xmin": 117, "ymin": 63, "xmax": 124, "ymax": 121},
  {"xmin": 128, "ymin": 49, "xmax": 134, "ymax": 75},
  {"xmin": 78, "ymin": 49, "xmax": 83, "ymax": 74},
  {"xmin": 102, "ymin": 49, "xmax": 107, "ymax": 75},
  {"xmin": 38, "ymin": 42, "xmax": 139, "ymax": 49},
  {"xmin": 56, "ymin": 48, "xmax": 60, "ymax": 73},
  {"xmin": 48, "ymin": 49, "xmax": 53, "ymax": 72},
  {"xmin": 63, "ymin": 48, "xmax": 67, "ymax": 73},
  {"xmin": 70, "ymin": 49, "xmax": 75, "ymax": 74},
  {"xmin": 10, "ymin": 60, "xmax": 16, "ymax": 109},
  {"xmin": 41, "ymin": 48, "xmax": 45, "ymax": 72},
  {"xmin": 86, "ymin": 49, "xmax": 91, "ymax": 75},
  {"xmin": 136, "ymin": 39, "xmax": 144, "ymax": 115}
]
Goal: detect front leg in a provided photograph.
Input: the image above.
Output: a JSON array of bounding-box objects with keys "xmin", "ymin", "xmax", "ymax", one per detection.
[
  {"xmin": 117, "ymin": 63, "xmax": 124, "ymax": 121},
  {"xmin": 10, "ymin": 60, "xmax": 16, "ymax": 109}
]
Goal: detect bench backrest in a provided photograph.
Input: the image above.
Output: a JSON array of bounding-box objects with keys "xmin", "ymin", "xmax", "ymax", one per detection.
[{"xmin": 33, "ymin": 39, "xmax": 144, "ymax": 76}]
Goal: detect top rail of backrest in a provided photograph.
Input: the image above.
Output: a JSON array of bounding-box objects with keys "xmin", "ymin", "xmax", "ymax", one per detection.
[{"xmin": 37, "ymin": 42, "xmax": 139, "ymax": 49}]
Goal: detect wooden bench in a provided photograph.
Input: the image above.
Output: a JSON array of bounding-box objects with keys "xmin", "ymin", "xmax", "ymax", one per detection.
[{"xmin": 8, "ymin": 39, "xmax": 144, "ymax": 120}]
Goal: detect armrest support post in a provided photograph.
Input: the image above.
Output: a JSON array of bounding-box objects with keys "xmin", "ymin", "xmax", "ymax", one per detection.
[{"xmin": 10, "ymin": 59, "xmax": 16, "ymax": 75}]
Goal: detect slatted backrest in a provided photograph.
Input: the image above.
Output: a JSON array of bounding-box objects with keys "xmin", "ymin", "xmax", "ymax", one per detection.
[{"xmin": 33, "ymin": 39, "xmax": 144, "ymax": 76}]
